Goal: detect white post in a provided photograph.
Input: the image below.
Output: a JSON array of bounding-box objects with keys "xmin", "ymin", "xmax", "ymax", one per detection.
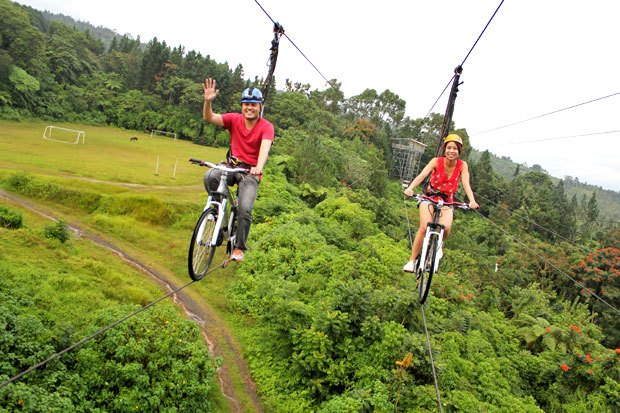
[
  {"xmin": 155, "ymin": 156, "xmax": 159, "ymax": 176},
  {"xmin": 172, "ymin": 159, "xmax": 178, "ymax": 179}
]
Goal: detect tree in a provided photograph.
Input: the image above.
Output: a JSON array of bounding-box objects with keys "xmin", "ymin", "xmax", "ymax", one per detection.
[
  {"xmin": 469, "ymin": 150, "xmax": 507, "ymax": 216},
  {"xmin": 569, "ymin": 247, "xmax": 620, "ymax": 347},
  {"xmin": 0, "ymin": 0, "xmax": 46, "ymax": 73},
  {"xmin": 139, "ymin": 37, "xmax": 170, "ymax": 92}
]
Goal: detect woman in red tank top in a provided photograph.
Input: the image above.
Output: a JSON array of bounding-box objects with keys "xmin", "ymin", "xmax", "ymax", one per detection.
[{"xmin": 402, "ymin": 134, "xmax": 479, "ymax": 273}]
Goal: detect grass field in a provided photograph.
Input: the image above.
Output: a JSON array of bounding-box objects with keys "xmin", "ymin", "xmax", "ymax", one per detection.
[
  {"xmin": 1, "ymin": 119, "xmax": 260, "ymax": 411},
  {"xmin": 0, "ymin": 119, "xmax": 223, "ymax": 186}
]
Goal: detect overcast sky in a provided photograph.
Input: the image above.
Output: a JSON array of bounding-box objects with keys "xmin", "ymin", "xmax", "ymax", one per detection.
[{"xmin": 15, "ymin": 0, "xmax": 620, "ymax": 192}]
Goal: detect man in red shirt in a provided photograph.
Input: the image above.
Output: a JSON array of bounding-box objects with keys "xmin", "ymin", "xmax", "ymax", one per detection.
[{"xmin": 201, "ymin": 78, "xmax": 274, "ymax": 262}]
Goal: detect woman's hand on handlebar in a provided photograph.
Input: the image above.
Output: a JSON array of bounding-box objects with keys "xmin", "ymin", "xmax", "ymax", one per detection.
[
  {"xmin": 468, "ymin": 201, "xmax": 480, "ymax": 209},
  {"xmin": 403, "ymin": 187, "xmax": 414, "ymax": 197}
]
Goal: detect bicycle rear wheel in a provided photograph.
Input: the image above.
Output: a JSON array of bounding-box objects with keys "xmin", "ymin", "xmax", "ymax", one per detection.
[
  {"xmin": 188, "ymin": 208, "xmax": 218, "ymax": 281},
  {"xmin": 418, "ymin": 234, "xmax": 439, "ymax": 304}
]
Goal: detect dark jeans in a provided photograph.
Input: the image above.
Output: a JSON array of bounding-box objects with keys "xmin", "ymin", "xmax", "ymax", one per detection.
[{"xmin": 203, "ymin": 168, "xmax": 259, "ymax": 251}]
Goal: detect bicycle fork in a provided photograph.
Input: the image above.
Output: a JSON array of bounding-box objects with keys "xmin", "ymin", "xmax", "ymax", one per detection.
[
  {"xmin": 418, "ymin": 223, "xmax": 445, "ymax": 274},
  {"xmin": 197, "ymin": 196, "xmax": 226, "ymax": 248}
]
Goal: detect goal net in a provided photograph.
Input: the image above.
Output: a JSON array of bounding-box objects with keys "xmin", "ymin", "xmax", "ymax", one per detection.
[
  {"xmin": 43, "ymin": 126, "xmax": 86, "ymax": 144},
  {"xmin": 150, "ymin": 129, "xmax": 178, "ymax": 141}
]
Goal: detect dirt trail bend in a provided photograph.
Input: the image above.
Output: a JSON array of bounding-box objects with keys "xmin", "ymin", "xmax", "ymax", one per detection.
[{"xmin": 0, "ymin": 189, "xmax": 262, "ymax": 413}]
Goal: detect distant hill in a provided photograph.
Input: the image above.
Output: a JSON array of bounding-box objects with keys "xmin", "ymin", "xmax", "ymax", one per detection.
[
  {"xmin": 469, "ymin": 149, "xmax": 620, "ymax": 223},
  {"xmin": 18, "ymin": 3, "xmax": 133, "ymax": 48}
]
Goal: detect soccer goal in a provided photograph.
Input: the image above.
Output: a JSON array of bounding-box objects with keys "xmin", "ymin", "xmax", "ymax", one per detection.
[
  {"xmin": 150, "ymin": 129, "xmax": 177, "ymax": 141},
  {"xmin": 43, "ymin": 126, "xmax": 86, "ymax": 144}
]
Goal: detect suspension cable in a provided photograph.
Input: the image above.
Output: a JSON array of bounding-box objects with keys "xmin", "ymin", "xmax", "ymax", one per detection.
[
  {"xmin": 0, "ymin": 260, "xmax": 238, "ymax": 389},
  {"xmin": 254, "ymin": 0, "xmax": 337, "ymax": 89},
  {"xmin": 460, "ymin": 0, "xmax": 505, "ymax": 67},
  {"xmin": 480, "ymin": 129, "xmax": 620, "ymax": 146},
  {"xmin": 470, "ymin": 91, "xmax": 620, "ymax": 137},
  {"xmin": 421, "ymin": 304, "xmax": 443, "ymax": 413},
  {"xmin": 424, "ymin": 74, "xmax": 456, "ymax": 120}
]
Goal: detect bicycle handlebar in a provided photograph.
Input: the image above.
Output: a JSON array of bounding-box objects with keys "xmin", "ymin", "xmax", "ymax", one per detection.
[
  {"xmin": 189, "ymin": 158, "xmax": 249, "ymax": 174},
  {"xmin": 409, "ymin": 193, "xmax": 470, "ymax": 210}
]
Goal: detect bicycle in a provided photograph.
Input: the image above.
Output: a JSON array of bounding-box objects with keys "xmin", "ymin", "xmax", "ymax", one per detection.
[
  {"xmin": 408, "ymin": 194, "xmax": 469, "ymax": 304},
  {"xmin": 188, "ymin": 158, "xmax": 249, "ymax": 281}
]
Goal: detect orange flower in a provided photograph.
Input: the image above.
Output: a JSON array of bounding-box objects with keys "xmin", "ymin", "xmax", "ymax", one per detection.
[
  {"xmin": 545, "ymin": 327, "xmax": 551, "ymax": 332},
  {"xmin": 588, "ymin": 369, "xmax": 594, "ymax": 374},
  {"xmin": 586, "ymin": 355, "xmax": 592, "ymax": 362},
  {"xmin": 615, "ymin": 349, "xmax": 620, "ymax": 354},
  {"xmin": 560, "ymin": 364, "xmax": 570, "ymax": 372}
]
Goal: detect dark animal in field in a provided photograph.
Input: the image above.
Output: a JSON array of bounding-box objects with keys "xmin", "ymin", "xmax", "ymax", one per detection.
[{"xmin": 130, "ymin": 136, "xmax": 138, "ymax": 141}]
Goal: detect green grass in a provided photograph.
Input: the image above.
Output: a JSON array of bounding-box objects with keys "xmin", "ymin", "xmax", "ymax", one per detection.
[
  {"xmin": 1, "ymin": 120, "xmax": 254, "ymax": 411},
  {"xmin": 0, "ymin": 119, "xmax": 223, "ymax": 186}
]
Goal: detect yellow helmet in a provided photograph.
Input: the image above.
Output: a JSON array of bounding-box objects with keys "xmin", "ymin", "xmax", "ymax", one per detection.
[{"xmin": 443, "ymin": 134, "xmax": 463, "ymax": 152}]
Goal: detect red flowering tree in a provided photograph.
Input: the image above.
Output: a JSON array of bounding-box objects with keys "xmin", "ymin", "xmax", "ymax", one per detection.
[
  {"xmin": 570, "ymin": 247, "xmax": 620, "ymax": 347},
  {"xmin": 343, "ymin": 119, "xmax": 377, "ymax": 142}
]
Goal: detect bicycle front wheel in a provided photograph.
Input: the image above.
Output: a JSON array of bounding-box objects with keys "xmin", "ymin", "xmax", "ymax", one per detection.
[
  {"xmin": 188, "ymin": 208, "xmax": 218, "ymax": 281},
  {"xmin": 418, "ymin": 234, "xmax": 439, "ymax": 304}
]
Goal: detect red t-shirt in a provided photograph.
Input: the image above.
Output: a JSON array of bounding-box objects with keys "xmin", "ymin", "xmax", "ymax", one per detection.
[
  {"xmin": 222, "ymin": 113, "xmax": 274, "ymax": 166},
  {"xmin": 426, "ymin": 157, "xmax": 462, "ymax": 202}
]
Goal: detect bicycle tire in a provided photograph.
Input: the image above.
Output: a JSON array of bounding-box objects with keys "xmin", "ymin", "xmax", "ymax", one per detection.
[
  {"xmin": 226, "ymin": 207, "xmax": 238, "ymax": 256},
  {"xmin": 188, "ymin": 208, "xmax": 218, "ymax": 281},
  {"xmin": 418, "ymin": 234, "xmax": 439, "ymax": 304}
]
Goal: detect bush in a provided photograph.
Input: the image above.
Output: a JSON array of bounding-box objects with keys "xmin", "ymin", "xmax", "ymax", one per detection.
[
  {"xmin": 0, "ymin": 205, "xmax": 22, "ymax": 229},
  {"xmin": 42, "ymin": 220, "xmax": 70, "ymax": 243}
]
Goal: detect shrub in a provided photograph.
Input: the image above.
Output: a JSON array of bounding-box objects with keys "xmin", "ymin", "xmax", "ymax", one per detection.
[
  {"xmin": 0, "ymin": 205, "xmax": 22, "ymax": 229},
  {"xmin": 42, "ymin": 220, "xmax": 70, "ymax": 243}
]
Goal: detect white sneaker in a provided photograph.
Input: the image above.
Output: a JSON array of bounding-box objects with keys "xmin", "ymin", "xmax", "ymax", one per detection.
[{"xmin": 403, "ymin": 260, "xmax": 415, "ymax": 273}]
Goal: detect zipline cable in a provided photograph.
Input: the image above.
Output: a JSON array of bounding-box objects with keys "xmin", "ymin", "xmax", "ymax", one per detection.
[
  {"xmin": 0, "ymin": 266, "xmax": 225, "ymax": 389},
  {"xmin": 424, "ymin": 74, "xmax": 456, "ymax": 120},
  {"xmin": 254, "ymin": 0, "xmax": 337, "ymax": 89},
  {"xmin": 470, "ymin": 91, "xmax": 620, "ymax": 137},
  {"xmin": 421, "ymin": 304, "xmax": 443, "ymax": 413},
  {"xmin": 460, "ymin": 0, "xmax": 505, "ymax": 67},
  {"xmin": 423, "ymin": 0, "xmax": 505, "ymax": 119},
  {"xmin": 479, "ymin": 128, "xmax": 620, "ymax": 146}
]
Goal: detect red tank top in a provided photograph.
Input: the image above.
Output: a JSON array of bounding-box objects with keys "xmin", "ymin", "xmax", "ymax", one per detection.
[{"xmin": 426, "ymin": 157, "xmax": 462, "ymax": 202}]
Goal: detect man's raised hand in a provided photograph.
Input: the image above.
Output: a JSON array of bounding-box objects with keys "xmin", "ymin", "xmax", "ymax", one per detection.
[{"xmin": 202, "ymin": 78, "xmax": 219, "ymax": 101}]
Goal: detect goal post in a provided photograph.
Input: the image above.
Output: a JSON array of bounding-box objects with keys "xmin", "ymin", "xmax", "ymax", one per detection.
[
  {"xmin": 43, "ymin": 126, "xmax": 86, "ymax": 144},
  {"xmin": 150, "ymin": 129, "xmax": 178, "ymax": 141}
]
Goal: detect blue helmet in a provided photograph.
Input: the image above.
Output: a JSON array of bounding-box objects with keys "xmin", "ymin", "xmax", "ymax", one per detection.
[{"xmin": 241, "ymin": 87, "xmax": 264, "ymax": 103}]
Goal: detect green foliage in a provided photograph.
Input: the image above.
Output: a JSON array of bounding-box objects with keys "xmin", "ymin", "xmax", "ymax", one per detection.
[
  {"xmin": 42, "ymin": 220, "xmax": 70, "ymax": 243},
  {"xmin": 0, "ymin": 204, "xmax": 22, "ymax": 229},
  {"xmin": 70, "ymin": 305, "xmax": 216, "ymax": 411}
]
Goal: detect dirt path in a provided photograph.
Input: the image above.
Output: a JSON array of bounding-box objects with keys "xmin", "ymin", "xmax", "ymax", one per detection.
[{"xmin": 0, "ymin": 189, "xmax": 262, "ymax": 413}]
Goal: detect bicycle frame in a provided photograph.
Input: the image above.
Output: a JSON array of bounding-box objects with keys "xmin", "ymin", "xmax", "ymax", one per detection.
[
  {"xmin": 191, "ymin": 159, "xmax": 247, "ymax": 250},
  {"xmin": 413, "ymin": 194, "xmax": 468, "ymax": 274},
  {"xmin": 418, "ymin": 203, "xmax": 445, "ymax": 274}
]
